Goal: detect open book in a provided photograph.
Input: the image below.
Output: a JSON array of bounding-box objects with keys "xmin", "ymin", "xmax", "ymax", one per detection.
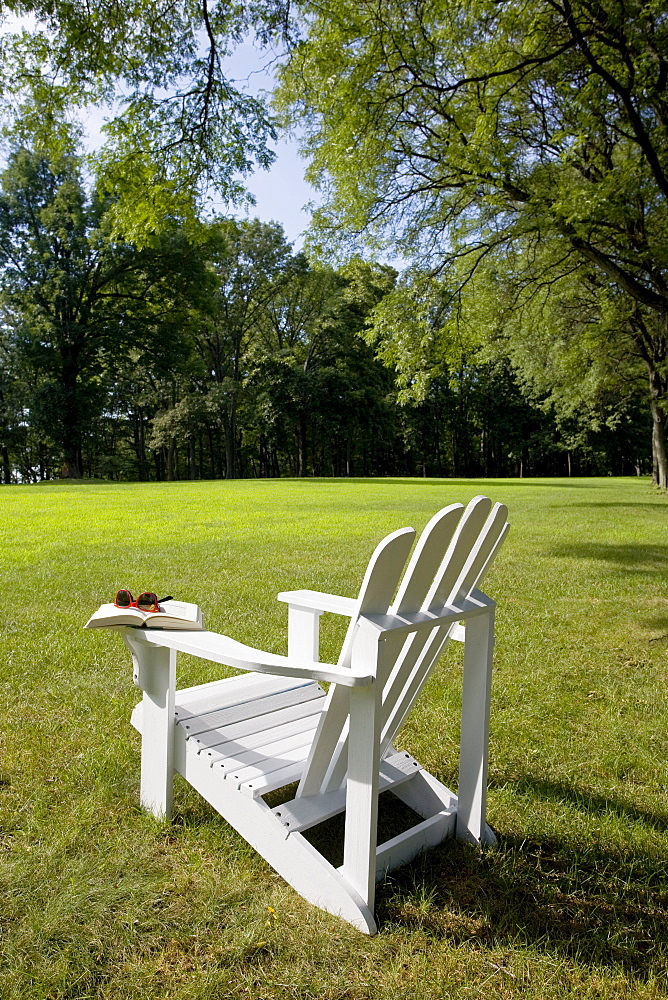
[{"xmin": 85, "ymin": 599, "xmax": 204, "ymax": 631}]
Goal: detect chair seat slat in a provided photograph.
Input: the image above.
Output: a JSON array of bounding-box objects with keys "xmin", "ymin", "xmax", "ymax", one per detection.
[
  {"xmin": 175, "ymin": 671, "xmax": 290, "ymax": 712},
  {"xmin": 188, "ymin": 715, "xmax": 318, "ymax": 760},
  {"xmin": 184, "ymin": 697, "xmax": 325, "ymax": 748},
  {"xmin": 273, "ymin": 751, "xmax": 422, "ymax": 833},
  {"xmin": 192, "ymin": 726, "xmax": 319, "ymax": 777},
  {"xmin": 177, "ymin": 684, "xmax": 324, "ymax": 737}
]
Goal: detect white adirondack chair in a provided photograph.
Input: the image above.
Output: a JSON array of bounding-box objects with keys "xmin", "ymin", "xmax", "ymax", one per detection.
[{"xmin": 121, "ymin": 495, "xmax": 508, "ymax": 934}]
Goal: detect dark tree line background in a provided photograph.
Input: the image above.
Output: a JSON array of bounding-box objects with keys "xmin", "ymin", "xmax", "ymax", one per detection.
[{"xmin": 0, "ymin": 150, "xmax": 651, "ymax": 483}]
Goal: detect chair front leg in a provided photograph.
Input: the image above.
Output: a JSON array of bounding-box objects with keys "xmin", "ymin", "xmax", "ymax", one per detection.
[
  {"xmin": 125, "ymin": 634, "xmax": 176, "ymax": 820},
  {"xmin": 456, "ymin": 608, "xmax": 495, "ymax": 845},
  {"xmin": 341, "ymin": 629, "xmax": 383, "ymax": 911}
]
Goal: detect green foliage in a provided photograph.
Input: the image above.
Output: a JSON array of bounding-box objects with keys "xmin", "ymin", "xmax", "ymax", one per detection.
[
  {"xmin": 0, "ymin": 145, "xmax": 651, "ymax": 482},
  {"xmin": 1, "ymin": 476, "xmax": 668, "ymax": 997},
  {"xmin": 0, "ymin": 0, "xmax": 292, "ymax": 237},
  {"xmin": 278, "ymin": 0, "xmax": 668, "ymax": 483},
  {"xmin": 281, "ymin": 0, "xmax": 668, "ymax": 282},
  {"xmin": 0, "ymin": 147, "xmax": 208, "ymax": 476}
]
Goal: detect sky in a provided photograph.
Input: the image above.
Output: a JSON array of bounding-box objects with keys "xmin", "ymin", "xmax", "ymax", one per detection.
[{"xmin": 224, "ymin": 41, "xmax": 319, "ymax": 247}]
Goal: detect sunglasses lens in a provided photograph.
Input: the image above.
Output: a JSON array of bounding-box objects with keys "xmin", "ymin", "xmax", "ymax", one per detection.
[
  {"xmin": 115, "ymin": 590, "xmax": 133, "ymax": 607},
  {"xmin": 137, "ymin": 592, "xmax": 158, "ymax": 611}
]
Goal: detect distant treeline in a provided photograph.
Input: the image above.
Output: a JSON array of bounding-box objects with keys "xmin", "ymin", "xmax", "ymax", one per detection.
[{"xmin": 0, "ymin": 151, "xmax": 651, "ymax": 483}]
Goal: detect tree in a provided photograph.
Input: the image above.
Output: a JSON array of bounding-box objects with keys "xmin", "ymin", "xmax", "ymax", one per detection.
[
  {"xmin": 248, "ymin": 257, "xmax": 397, "ymax": 476},
  {"xmin": 187, "ymin": 219, "xmax": 292, "ymax": 479},
  {"xmin": 0, "ymin": 0, "xmax": 292, "ymax": 237},
  {"xmin": 0, "ymin": 147, "xmax": 205, "ymax": 477},
  {"xmin": 279, "ymin": 0, "xmax": 668, "ymax": 486}
]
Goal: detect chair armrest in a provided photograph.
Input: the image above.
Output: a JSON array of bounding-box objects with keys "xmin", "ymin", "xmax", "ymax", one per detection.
[
  {"xmin": 276, "ymin": 589, "xmax": 358, "ymax": 617},
  {"xmin": 124, "ymin": 627, "xmax": 373, "ymax": 687}
]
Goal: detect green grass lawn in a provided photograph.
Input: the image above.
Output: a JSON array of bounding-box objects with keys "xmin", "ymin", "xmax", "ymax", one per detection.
[{"xmin": 1, "ymin": 476, "xmax": 667, "ymax": 999}]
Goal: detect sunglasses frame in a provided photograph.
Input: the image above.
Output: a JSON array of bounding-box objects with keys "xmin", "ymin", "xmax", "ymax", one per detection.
[{"xmin": 114, "ymin": 589, "xmax": 160, "ymax": 613}]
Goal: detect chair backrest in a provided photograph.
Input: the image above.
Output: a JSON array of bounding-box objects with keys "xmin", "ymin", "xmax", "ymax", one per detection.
[{"xmin": 296, "ymin": 497, "xmax": 509, "ymax": 797}]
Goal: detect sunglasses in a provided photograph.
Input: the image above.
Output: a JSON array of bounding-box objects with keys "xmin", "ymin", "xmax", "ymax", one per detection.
[{"xmin": 114, "ymin": 590, "xmax": 161, "ymax": 612}]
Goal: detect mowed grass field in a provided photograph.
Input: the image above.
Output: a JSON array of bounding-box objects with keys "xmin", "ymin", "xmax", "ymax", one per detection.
[{"xmin": 1, "ymin": 476, "xmax": 667, "ymax": 999}]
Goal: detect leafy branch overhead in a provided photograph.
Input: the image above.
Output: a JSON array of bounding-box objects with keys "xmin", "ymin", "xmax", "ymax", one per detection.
[{"xmin": 0, "ymin": 0, "xmax": 294, "ymax": 236}]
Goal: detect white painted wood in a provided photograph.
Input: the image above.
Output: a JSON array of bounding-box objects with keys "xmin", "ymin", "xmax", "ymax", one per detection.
[
  {"xmin": 119, "ymin": 496, "xmax": 509, "ymax": 935},
  {"xmin": 287, "ymin": 606, "xmax": 322, "ymax": 662},
  {"xmin": 391, "ymin": 768, "xmax": 458, "ymax": 818},
  {"xmin": 177, "ymin": 740, "xmax": 377, "ymax": 933},
  {"xmin": 215, "ymin": 727, "xmax": 317, "ymax": 773},
  {"xmin": 272, "ymin": 751, "xmax": 421, "ymax": 833},
  {"xmin": 456, "ymin": 607, "xmax": 495, "ymax": 844},
  {"xmin": 473, "ymin": 523, "xmax": 511, "ymax": 590},
  {"xmin": 188, "ymin": 710, "xmax": 322, "ymax": 761},
  {"xmin": 124, "ymin": 634, "xmax": 176, "ymax": 820},
  {"xmin": 341, "ymin": 626, "xmax": 384, "ymax": 910},
  {"xmin": 390, "ymin": 504, "xmax": 464, "ymax": 614},
  {"xmin": 328, "ymin": 598, "xmax": 496, "ymax": 791},
  {"xmin": 297, "ymin": 526, "xmax": 416, "ymax": 797},
  {"xmin": 379, "ymin": 624, "xmax": 452, "ymax": 758},
  {"xmin": 223, "ymin": 735, "xmax": 317, "ymax": 784},
  {"xmin": 295, "ymin": 684, "xmax": 350, "ymax": 797},
  {"xmin": 277, "ymin": 590, "xmax": 358, "ymax": 617},
  {"xmin": 374, "ymin": 809, "xmax": 456, "ymax": 880},
  {"xmin": 450, "ymin": 503, "xmax": 509, "ymax": 605},
  {"xmin": 186, "ymin": 702, "xmax": 325, "ymax": 760},
  {"xmin": 175, "ymin": 672, "xmax": 299, "ymax": 713},
  {"xmin": 338, "ymin": 526, "xmax": 416, "ymax": 669},
  {"xmin": 238, "ymin": 760, "xmax": 307, "ymax": 796},
  {"xmin": 358, "ymin": 593, "xmax": 496, "ymax": 636},
  {"xmin": 427, "ymin": 495, "xmax": 492, "ymax": 609},
  {"xmin": 176, "ymin": 683, "xmax": 324, "ymax": 736},
  {"xmin": 136, "ymin": 628, "xmax": 374, "ymax": 686}
]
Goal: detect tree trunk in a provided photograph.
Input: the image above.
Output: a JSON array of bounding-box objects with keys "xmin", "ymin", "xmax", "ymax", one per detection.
[
  {"xmin": 224, "ymin": 399, "xmax": 237, "ymax": 479},
  {"xmin": 59, "ymin": 360, "xmax": 83, "ymax": 479},
  {"xmin": 633, "ymin": 313, "xmax": 668, "ymax": 490},
  {"xmin": 646, "ymin": 360, "xmax": 668, "ymax": 489},
  {"xmin": 188, "ymin": 435, "xmax": 197, "ymax": 479},
  {"xmin": 296, "ymin": 413, "xmax": 307, "ymax": 477},
  {"xmin": 650, "ymin": 392, "xmax": 668, "ymax": 489},
  {"xmin": 2, "ymin": 444, "xmax": 10, "ymax": 484},
  {"xmin": 133, "ymin": 408, "xmax": 148, "ymax": 480}
]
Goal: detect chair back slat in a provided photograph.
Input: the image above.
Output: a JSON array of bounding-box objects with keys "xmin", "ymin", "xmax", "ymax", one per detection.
[
  {"xmin": 447, "ymin": 503, "xmax": 509, "ymax": 606},
  {"xmin": 425, "ymin": 496, "xmax": 492, "ymax": 609},
  {"xmin": 320, "ymin": 506, "xmax": 465, "ymax": 793},
  {"xmin": 379, "ymin": 500, "xmax": 509, "ymax": 756},
  {"xmin": 390, "ymin": 504, "xmax": 464, "ymax": 615},
  {"xmin": 298, "ymin": 497, "xmax": 509, "ymax": 799},
  {"xmin": 297, "ymin": 526, "xmax": 415, "ymax": 797}
]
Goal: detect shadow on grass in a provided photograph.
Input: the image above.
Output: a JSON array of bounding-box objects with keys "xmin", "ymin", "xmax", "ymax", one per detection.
[
  {"xmin": 565, "ymin": 502, "xmax": 665, "ymax": 509},
  {"xmin": 551, "ymin": 541, "xmax": 668, "ymax": 575},
  {"xmin": 374, "ymin": 776, "xmax": 668, "ymax": 980},
  {"xmin": 503, "ymin": 774, "xmax": 668, "ymax": 833},
  {"xmin": 376, "ymin": 831, "xmax": 668, "ymax": 979},
  {"xmin": 175, "ymin": 778, "xmax": 668, "ymax": 979},
  {"xmin": 340, "ymin": 478, "xmax": 610, "ymax": 488}
]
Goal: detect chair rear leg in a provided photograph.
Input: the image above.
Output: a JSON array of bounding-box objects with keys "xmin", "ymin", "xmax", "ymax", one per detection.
[{"xmin": 456, "ymin": 609, "xmax": 495, "ymax": 844}]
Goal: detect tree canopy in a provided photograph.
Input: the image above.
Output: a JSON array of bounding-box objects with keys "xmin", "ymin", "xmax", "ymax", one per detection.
[
  {"xmin": 0, "ymin": 147, "xmax": 647, "ymax": 482},
  {"xmin": 0, "ymin": 0, "xmax": 291, "ymax": 236},
  {"xmin": 279, "ymin": 0, "xmax": 668, "ymax": 486}
]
